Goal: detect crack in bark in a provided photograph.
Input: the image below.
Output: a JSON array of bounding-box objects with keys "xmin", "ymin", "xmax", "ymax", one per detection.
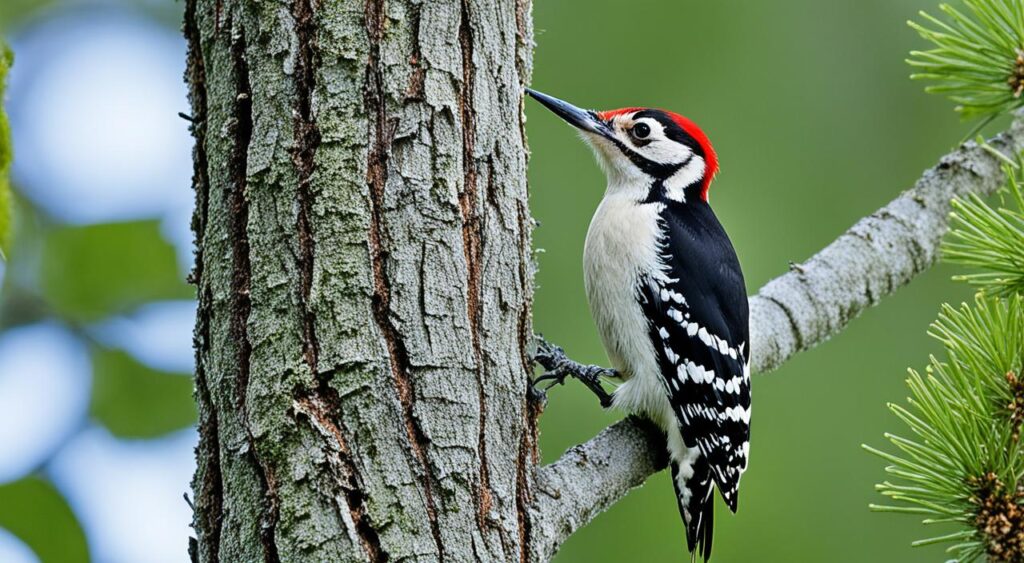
[
  {"xmin": 404, "ymin": 3, "xmax": 425, "ymax": 102},
  {"xmin": 512, "ymin": 2, "xmax": 536, "ymax": 559},
  {"xmin": 515, "ymin": 431, "xmax": 534, "ymax": 563},
  {"xmin": 184, "ymin": 2, "xmax": 222, "ymax": 561},
  {"xmin": 192, "ymin": 292, "xmax": 222, "ymax": 563},
  {"xmin": 456, "ymin": 0, "xmax": 495, "ymax": 533},
  {"xmin": 290, "ymin": 2, "xmax": 386, "ymax": 559},
  {"xmin": 514, "ymin": 200, "xmax": 538, "ymax": 563},
  {"xmin": 292, "ymin": 0, "xmax": 321, "ymax": 376},
  {"xmin": 295, "ymin": 391, "xmax": 387, "ymax": 562},
  {"xmin": 228, "ymin": 29, "xmax": 280, "ymax": 563},
  {"xmin": 364, "ymin": 0, "xmax": 445, "ymax": 558}
]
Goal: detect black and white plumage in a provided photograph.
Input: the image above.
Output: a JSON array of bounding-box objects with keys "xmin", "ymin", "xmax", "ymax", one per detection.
[
  {"xmin": 527, "ymin": 89, "xmax": 750, "ymax": 561},
  {"xmin": 639, "ymin": 200, "xmax": 750, "ymax": 558}
]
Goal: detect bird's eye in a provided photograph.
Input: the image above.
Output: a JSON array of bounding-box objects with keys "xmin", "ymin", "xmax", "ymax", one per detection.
[{"xmin": 632, "ymin": 122, "xmax": 651, "ymax": 139}]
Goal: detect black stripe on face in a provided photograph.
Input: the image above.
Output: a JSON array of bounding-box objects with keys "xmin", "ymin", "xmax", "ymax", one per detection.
[
  {"xmin": 642, "ymin": 153, "xmax": 694, "ymax": 204},
  {"xmin": 604, "ymin": 132, "xmax": 683, "ymax": 179}
]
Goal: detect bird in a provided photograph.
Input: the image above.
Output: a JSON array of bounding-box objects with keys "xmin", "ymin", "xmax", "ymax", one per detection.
[{"xmin": 527, "ymin": 88, "xmax": 750, "ymax": 561}]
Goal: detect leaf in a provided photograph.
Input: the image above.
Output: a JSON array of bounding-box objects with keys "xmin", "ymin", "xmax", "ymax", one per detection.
[
  {"xmin": 0, "ymin": 42, "xmax": 12, "ymax": 257},
  {"xmin": 90, "ymin": 347, "xmax": 196, "ymax": 438},
  {"xmin": 0, "ymin": 476, "xmax": 89, "ymax": 563},
  {"xmin": 40, "ymin": 221, "xmax": 192, "ymax": 322}
]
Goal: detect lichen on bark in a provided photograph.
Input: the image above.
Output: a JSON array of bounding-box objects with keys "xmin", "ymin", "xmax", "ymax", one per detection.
[{"xmin": 186, "ymin": 0, "xmax": 536, "ymax": 560}]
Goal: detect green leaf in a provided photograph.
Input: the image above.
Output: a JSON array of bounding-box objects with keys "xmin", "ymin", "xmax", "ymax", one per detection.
[
  {"xmin": 91, "ymin": 347, "xmax": 196, "ymax": 438},
  {"xmin": 0, "ymin": 476, "xmax": 89, "ymax": 563},
  {"xmin": 40, "ymin": 221, "xmax": 192, "ymax": 322},
  {"xmin": 0, "ymin": 41, "xmax": 12, "ymax": 258}
]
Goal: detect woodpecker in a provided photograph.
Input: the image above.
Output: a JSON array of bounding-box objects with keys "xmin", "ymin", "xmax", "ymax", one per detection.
[{"xmin": 527, "ymin": 88, "xmax": 750, "ymax": 561}]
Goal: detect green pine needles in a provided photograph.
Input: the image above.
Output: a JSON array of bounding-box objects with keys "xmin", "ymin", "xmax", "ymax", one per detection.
[
  {"xmin": 946, "ymin": 160, "xmax": 1024, "ymax": 297},
  {"xmin": 869, "ymin": 3, "xmax": 1024, "ymax": 559},
  {"xmin": 866, "ymin": 159, "xmax": 1024, "ymax": 561},
  {"xmin": 909, "ymin": 0, "xmax": 1024, "ymax": 119}
]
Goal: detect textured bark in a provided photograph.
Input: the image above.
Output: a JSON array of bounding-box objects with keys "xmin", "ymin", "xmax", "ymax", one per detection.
[
  {"xmin": 527, "ymin": 115, "xmax": 1024, "ymax": 562},
  {"xmin": 186, "ymin": 0, "xmax": 536, "ymax": 561}
]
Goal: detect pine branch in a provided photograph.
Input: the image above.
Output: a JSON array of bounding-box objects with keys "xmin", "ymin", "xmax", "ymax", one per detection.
[
  {"xmin": 908, "ymin": 0, "xmax": 1024, "ymax": 119},
  {"xmin": 867, "ymin": 296, "xmax": 1023, "ymax": 562},
  {"xmin": 527, "ymin": 112, "xmax": 1024, "ymax": 562},
  {"xmin": 945, "ymin": 158, "xmax": 1024, "ymax": 297},
  {"xmin": 868, "ymin": 148, "xmax": 1024, "ymax": 563}
]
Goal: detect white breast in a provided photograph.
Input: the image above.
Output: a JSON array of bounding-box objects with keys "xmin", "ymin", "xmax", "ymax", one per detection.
[{"xmin": 583, "ymin": 195, "xmax": 674, "ymax": 427}]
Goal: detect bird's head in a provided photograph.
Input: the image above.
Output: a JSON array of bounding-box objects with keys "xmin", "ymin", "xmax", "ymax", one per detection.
[{"xmin": 526, "ymin": 88, "xmax": 718, "ymax": 203}]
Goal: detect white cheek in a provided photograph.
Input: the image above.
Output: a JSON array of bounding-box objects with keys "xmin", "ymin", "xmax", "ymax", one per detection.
[
  {"xmin": 664, "ymin": 156, "xmax": 706, "ymax": 202},
  {"xmin": 642, "ymin": 139, "xmax": 693, "ymax": 166}
]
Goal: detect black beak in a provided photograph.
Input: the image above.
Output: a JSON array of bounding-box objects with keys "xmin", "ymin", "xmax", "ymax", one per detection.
[{"xmin": 525, "ymin": 88, "xmax": 612, "ymax": 138}]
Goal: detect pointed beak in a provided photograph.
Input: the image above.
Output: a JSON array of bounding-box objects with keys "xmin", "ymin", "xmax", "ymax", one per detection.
[{"xmin": 525, "ymin": 88, "xmax": 612, "ymax": 139}]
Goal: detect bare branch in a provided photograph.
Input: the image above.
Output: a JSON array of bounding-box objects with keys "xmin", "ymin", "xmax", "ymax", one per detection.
[{"xmin": 528, "ymin": 114, "xmax": 1024, "ymax": 561}]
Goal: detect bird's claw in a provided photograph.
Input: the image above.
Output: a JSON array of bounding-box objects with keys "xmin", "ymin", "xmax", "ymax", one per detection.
[
  {"xmin": 530, "ymin": 336, "xmax": 615, "ymax": 408},
  {"xmin": 532, "ymin": 370, "xmax": 568, "ymax": 389},
  {"xmin": 533, "ymin": 337, "xmax": 568, "ymax": 373}
]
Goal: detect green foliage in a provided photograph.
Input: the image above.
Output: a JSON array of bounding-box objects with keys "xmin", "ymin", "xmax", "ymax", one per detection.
[
  {"xmin": 0, "ymin": 8, "xmax": 203, "ymax": 562},
  {"xmin": 40, "ymin": 220, "xmax": 192, "ymax": 322},
  {"xmin": 945, "ymin": 160, "xmax": 1024, "ymax": 297},
  {"xmin": 908, "ymin": 0, "xmax": 1024, "ymax": 118},
  {"xmin": 879, "ymin": 6, "xmax": 1024, "ymax": 553},
  {"xmin": 0, "ymin": 0, "xmax": 57, "ymax": 31},
  {"xmin": 867, "ymin": 296, "xmax": 1023, "ymax": 561},
  {"xmin": 0, "ymin": 477, "xmax": 89, "ymax": 563},
  {"xmin": 869, "ymin": 145, "xmax": 1024, "ymax": 559},
  {"xmin": 90, "ymin": 347, "xmax": 196, "ymax": 438},
  {"xmin": 0, "ymin": 41, "xmax": 12, "ymax": 257}
]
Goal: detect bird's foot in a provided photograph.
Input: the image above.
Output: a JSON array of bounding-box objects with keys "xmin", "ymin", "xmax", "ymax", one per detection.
[{"xmin": 531, "ymin": 336, "xmax": 615, "ymax": 408}]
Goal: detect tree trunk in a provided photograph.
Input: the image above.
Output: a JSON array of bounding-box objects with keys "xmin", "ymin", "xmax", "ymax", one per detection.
[{"xmin": 185, "ymin": 0, "xmax": 537, "ymax": 561}]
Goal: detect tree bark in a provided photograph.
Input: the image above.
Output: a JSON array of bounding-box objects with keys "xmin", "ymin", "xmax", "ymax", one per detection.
[
  {"xmin": 185, "ymin": 1, "xmax": 1024, "ymax": 561},
  {"xmin": 185, "ymin": 0, "xmax": 536, "ymax": 561}
]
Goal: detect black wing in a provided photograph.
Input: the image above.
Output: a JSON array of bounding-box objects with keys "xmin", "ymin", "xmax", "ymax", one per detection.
[{"xmin": 639, "ymin": 200, "xmax": 750, "ymax": 516}]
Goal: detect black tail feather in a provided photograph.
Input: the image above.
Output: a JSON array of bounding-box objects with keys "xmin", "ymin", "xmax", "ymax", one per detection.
[
  {"xmin": 671, "ymin": 460, "xmax": 715, "ymax": 561},
  {"xmin": 698, "ymin": 492, "xmax": 714, "ymax": 561}
]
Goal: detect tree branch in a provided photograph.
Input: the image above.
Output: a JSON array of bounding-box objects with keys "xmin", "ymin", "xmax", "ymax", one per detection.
[{"xmin": 527, "ymin": 113, "xmax": 1024, "ymax": 561}]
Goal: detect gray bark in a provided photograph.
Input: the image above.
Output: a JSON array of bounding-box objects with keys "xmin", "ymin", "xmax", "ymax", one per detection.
[
  {"xmin": 186, "ymin": 0, "xmax": 536, "ymax": 561},
  {"xmin": 184, "ymin": 0, "xmax": 1024, "ymax": 559}
]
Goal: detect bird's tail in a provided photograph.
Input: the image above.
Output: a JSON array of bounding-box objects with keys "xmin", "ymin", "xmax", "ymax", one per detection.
[{"xmin": 670, "ymin": 451, "xmax": 715, "ymax": 562}]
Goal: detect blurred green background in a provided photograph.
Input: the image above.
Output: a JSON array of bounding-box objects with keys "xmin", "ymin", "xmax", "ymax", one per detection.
[
  {"xmin": 527, "ymin": 1, "xmax": 1000, "ymax": 562},
  {"xmin": 0, "ymin": 0, "xmax": 1004, "ymax": 561}
]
